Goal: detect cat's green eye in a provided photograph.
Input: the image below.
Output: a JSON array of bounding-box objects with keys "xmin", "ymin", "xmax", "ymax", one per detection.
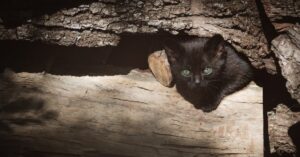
[
  {"xmin": 181, "ymin": 69, "xmax": 192, "ymax": 77},
  {"xmin": 203, "ymin": 67, "xmax": 213, "ymax": 76}
]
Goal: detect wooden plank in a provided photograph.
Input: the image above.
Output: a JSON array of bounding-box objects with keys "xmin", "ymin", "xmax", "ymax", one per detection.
[{"xmin": 0, "ymin": 69, "xmax": 263, "ymax": 157}]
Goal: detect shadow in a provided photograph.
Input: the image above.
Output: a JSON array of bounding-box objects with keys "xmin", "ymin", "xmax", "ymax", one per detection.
[
  {"xmin": 0, "ymin": 40, "xmax": 126, "ymax": 76},
  {"xmin": 0, "ymin": 31, "xmax": 184, "ymax": 76},
  {"xmin": 107, "ymin": 32, "xmax": 171, "ymax": 69},
  {"xmin": 255, "ymin": 0, "xmax": 278, "ymax": 44},
  {"xmin": 274, "ymin": 16, "xmax": 300, "ymax": 25},
  {"xmin": 289, "ymin": 122, "xmax": 300, "ymax": 157},
  {"xmin": 0, "ymin": 97, "xmax": 44, "ymax": 113},
  {"xmin": 0, "ymin": 97, "xmax": 59, "ymax": 133},
  {"xmin": 23, "ymin": 151, "xmax": 134, "ymax": 157},
  {"xmin": 258, "ymin": 71, "xmax": 300, "ymax": 112}
]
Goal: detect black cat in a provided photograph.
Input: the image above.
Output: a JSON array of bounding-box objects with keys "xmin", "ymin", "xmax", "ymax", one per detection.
[{"xmin": 164, "ymin": 34, "xmax": 253, "ymax": 112}]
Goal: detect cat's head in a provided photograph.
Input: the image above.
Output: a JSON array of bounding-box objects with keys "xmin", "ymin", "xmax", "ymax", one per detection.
[{"xmin": 164, "ymin": 34, "xmax": 227, "ymax": 90}]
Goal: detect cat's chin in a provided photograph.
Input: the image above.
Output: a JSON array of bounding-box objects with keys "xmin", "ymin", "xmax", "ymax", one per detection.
[
  {"xmin": 194, "ymin": 104, "xmax": 219, "ymax": 112},
  {"xmin": 176, "ymin": 82, "xmax": 221, "ymax": 112},
  {"xmin": 187, "ymin": 98, "xmax": 219, "ymax": 112}
]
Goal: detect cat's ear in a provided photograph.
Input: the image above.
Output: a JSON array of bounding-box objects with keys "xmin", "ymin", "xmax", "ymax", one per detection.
[
  {"xmin": 163, "ymin": 39, "xmax": 183, "ymax": 63},
  {"xmin": 205, "ymin": 34, "xmax": 226, "ymax": 58}
]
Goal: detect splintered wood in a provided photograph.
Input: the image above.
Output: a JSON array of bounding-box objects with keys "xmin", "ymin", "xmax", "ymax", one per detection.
[{"xmin": 0, "ymin": 69, "xmax": 263, "ymax": 157}]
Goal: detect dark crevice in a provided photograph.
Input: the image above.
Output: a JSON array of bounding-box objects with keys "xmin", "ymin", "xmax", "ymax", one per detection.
[
  {"xmin": 0, "ymin": 30, "xmax": 192, "ymax": 75},
  {"xmin": 0, "ymin": 40, "xmax": 119, "ymax": 76},
  {"xmin": 264, "ymin": 50, "xmax": 283, "ymax": 74},
  {"xmin": 255, "ymin": 0, "xmax": 278, "ymax": 45},
  {"xmin": 229, "ymin": 25, "xmax": 247, "ymax": 32},
  {"xmin": 273, "ymin": 16, "xmax": 300, "ymax": 24},
  {"xmin": 191, "ymin": 12, "xmax": 242, "ymax": 19},
  {"xmin": 263, "ymin": 100, "xmax": 271, "ymax": 157},
  {"xmin": 288, "ymin": 122, "xmax": 300, "ymax": 157},
  {"xmin": 255, "ymin": 68, "xmax": 300, "ymax": 157}
]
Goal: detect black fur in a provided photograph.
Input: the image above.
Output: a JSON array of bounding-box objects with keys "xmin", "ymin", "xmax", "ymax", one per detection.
[{"xmin": 164, "ymin": 34, "xmax": 253, "ymax": 112}]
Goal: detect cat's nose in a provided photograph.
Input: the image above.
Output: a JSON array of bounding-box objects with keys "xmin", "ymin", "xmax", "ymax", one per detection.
[{"xmin": 194, "ymin": 75, "xmax": 201, "ymax": 84}]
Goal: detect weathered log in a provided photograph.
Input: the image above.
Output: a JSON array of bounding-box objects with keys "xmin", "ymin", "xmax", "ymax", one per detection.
[
  {"xmin": 0, "ymin": 0, "xmax": 273, "ymax": 72},
  {"xmin": 262, "ymin": 0, "xmax": 300, "ymax": 31},
  {"xmin": 268, "ymin": 104, "xmax": 300, "ymax": 156},
  {"xmin": 267, "ymin": 11, "xmax": 300, "ymax": 156},
  {"xmin": 271, "ymin": 25, "xmax": 300, "ymax": 104},
  {"xmin": 0, "ymin": 69, "xmax": 263, "ymax": 157}
]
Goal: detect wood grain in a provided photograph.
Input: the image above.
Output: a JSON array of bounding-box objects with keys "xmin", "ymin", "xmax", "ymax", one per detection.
[{"xmin": 0, "ymin": 69, "xmax": 263, "ymax": 157}]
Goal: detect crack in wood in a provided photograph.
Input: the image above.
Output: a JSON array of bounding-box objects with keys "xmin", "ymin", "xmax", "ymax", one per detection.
[
  {"xmin": 111, "ymin": 97, "xmax": 148, "ymax": 105},
  {"xmin": 134, "ymin": 86, "xmax": 153, "ymax": 92},
  {"xmin": 152, "ymin": 131, "xmax": 196, "ymax": 140},
  {"xmin": 161, "ymin": 143, "xmax": 226, "ymax": 150}
]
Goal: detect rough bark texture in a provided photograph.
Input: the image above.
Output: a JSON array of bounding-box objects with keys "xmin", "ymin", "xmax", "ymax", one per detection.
[
  {"xmin": 262, "ymin": 0, "xmax": 300, "ymax": 20},
  {"xmin": 268, "ymin": 104, "xmax": 300, "ymax": 156},
  {"xmin": 262, "ymin": 0, "xmax": 300, "ymax": 31},
  {"xmin": 271, "ymin": 26, "xmax": 300, "ymax": 104},
  {"xmin": 0, "ymin": 69, "xmax": 263, "ymax": 157},
  {"xmin": 269, "ymin": 25, "xmax": 300, "ymax": 155},
  {"xmin": 0, "ymin": 0, "xmax": 273, "ymax": 72}
]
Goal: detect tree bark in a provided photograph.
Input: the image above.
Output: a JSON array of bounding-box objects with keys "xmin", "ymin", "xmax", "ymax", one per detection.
[
  {"xmin": 0, "ymin": 0, "xmax": 273, "ymax": 72},
  {"xmin": 262, "ymin": 0, "xmax": 300, "ymax": 31},
  {"xmin": 271, "ymin": 26, "xmax": 300, "ymax": 104},
  {"xmin": 0, "ymin": 69, "xmax": 263, "ymax": 157},
  {"xmin": 268, "ymin": 104, "xmax": 300, "ymax": 156}
]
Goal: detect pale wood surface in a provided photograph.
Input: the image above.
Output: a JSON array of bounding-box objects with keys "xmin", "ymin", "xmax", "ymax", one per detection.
[
  {"xmin": 148, "ymin": 50, "xmax": 173, "ymax": 87},
  {"xmin": 0, "ymin": 69, "xmax": 263, "ymax": 157}
]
